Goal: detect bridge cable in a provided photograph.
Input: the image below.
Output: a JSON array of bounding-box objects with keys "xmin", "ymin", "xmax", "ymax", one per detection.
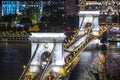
[
  {"xmin": 37, "ymin": 43, "xmax": 56, "ymax": 80},
  {"xmin": 19, "ymin": 43, "xmax": 40, "ymax": 80},
  {"xmin": 78, "ymin": 16, "xmax": 85, "ymax": 31},
  {"xmin": 42, "ymin": 27, "xmax": 108, "ymax": 80}
]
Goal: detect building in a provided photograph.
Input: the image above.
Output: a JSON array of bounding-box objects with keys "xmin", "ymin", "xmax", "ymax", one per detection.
[
  {"xmin": 64, "ymin": 0, "xmax": 78, "ymax": 15},
  {"xmin": 43, "ymin": 0, "xmax": 78, "ymax": 15},
  {"xmin": 19, "ymin": 1, "xmax": 44, "ymax": 23},
  {"xmin": 2, "ymin": 1, "xmax": 44, "ymax": 18},
  {"xmin": 1, "ymin": 1, "xmax": 44, "ymax": 23},
  {"xmin": 78, "ymin": 0, "xmax": 120, "ymax": 24},
  {"xmin": 2, "ymin": 1, "xmax": 20, "ymax": 16},
  {"xmin": 20, "ymin": 1, "xmax": 43, "ymax": 15},
  {"xmin": 0, "ymin": 3, "xmax": 2, "ymax": 17}
]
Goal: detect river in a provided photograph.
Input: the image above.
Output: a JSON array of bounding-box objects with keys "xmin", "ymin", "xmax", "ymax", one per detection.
[{"xmin": 0, "ymin": 42, "xmax": 120, "ymax": 80}]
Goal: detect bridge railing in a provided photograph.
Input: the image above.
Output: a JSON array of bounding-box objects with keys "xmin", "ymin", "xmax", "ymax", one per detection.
[
  {"xmin": 41, "ymin": 26, "xmax": 108, "ymax": 80},
  {"xmin": 20, "ymin": 26, "xmax": 108, "ymax": 80},
  {"xmin": 41, "ymin": 34, "xmax": 96, "ymax": 80},
  {"xmin": 64, "ymin": 30, "xmax": 79, "ymax": 48},
  {"xmin": 40, "ymin": 33, "xmax": 94, "ymax": 80},
  {"xmin": 64, "ymin": 33, "xmax": 96, "ymax": 68}
]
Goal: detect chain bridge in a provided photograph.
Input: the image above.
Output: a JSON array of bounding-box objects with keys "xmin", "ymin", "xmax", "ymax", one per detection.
[
  {"xmin": 19, "ymin": 16, "xmax": 110, "ymax": 80},
  {"xmin": 18, "ymin": 0, "xmax": 119, "ymax": 79}
]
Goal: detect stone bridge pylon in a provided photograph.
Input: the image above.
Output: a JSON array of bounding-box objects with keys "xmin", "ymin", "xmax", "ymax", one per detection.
[
  {"xmin": 19, "ymin": 33, "xmax": 66, "ymax": 80},
  {"xmin": 29, "ymin": 33, "xmax": 66, "ymax": 72},
  {"xmin": 78, "ymin": 11, "xmax": 100, "ymax": 34}
]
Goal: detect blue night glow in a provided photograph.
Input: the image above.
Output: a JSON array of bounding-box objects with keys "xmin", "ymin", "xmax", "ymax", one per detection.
[
  {"xmin": 2, "ymin": 1, "xmax": 18, "ymax": 15},
  {"xmin": 117, "ymin": 42, "xmax": 120, "ymax": 48}
]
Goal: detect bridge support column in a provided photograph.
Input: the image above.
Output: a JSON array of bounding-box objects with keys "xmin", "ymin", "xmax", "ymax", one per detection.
[
  {"xmin": 52, "ymin": 43, "xmax": 65, "ymax": 65},
  {"xmin": 28, "ymin": 33, "xmax": 66, "ymax": 73},
  {"xmin": 78, "ymin": 11, "xmax": 100, "ymax": 34}
]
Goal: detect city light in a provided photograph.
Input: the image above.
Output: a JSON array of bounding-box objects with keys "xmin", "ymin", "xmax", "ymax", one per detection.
[
  {"xmin": 53, "ymin": 66, "xmax": 61, "ymax": 72},
  {"xmin": 1, "ymin": 0, "xmax": 120, "ymax": 80}
]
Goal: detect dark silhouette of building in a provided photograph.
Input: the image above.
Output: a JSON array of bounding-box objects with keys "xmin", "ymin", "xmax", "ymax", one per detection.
[{"xmin": 64, "ymin": 0, "xmax": 79, "ymax": 15}]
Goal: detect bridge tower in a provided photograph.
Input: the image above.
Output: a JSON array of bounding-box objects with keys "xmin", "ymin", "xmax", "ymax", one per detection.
[
  {"xmin": 78, "ymin": 11, "xmax": 100, "ymax": 34},
  {"xmin": 28, "ymin": 33, "xmax": 66, "ymax": 75},
  {"xmin": 78, "ymin": 0, "xmax": 86, "ymax": 11},
  {"xmin": 78, "ymin": 0, "xmax": 100, "ymax": 34}
]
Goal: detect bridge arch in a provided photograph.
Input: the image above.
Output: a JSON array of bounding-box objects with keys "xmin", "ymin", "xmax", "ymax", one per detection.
[
  {"xmin": 38, "ymin": 43, "xmax": 54, "ymax": 65},
  {"xmin": 84, "ymin": 22, "xmax": 92, "ymax": 33},
  {"xmin": 40, "ymin": 51, "xmax": 51, "ymax": 69},
  {"xmin": 78, "ymin": 11, "xmax": 100, "ymax": 34}
]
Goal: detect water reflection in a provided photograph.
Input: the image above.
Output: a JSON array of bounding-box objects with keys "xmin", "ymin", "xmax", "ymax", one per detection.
[
  {"xmin": 0, "ymin": 42, "xmax": 120, "ymax": 80},
  {"xmin": 0, "ymin": 42, "xmax": 31, "ymax": 80},
  {"xmin": 69, "ymin": 42, "xmax": 120, "ymax": 80},
  {"xmin": 87, "ymin": 50, "xmax": 120, "ymax": 80}
]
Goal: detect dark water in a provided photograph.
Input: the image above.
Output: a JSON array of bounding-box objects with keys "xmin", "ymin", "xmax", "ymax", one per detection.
[
  {"xmin": 0, "ymin": 42, "xmax": 120, "ymax": 80},
  {"xmin": 0, "ymin": 42, "xmax": 31, "ymax": 80},
  {"xmin": 69, "ymin": 42, "xmax": 120, "ymax": 80}
]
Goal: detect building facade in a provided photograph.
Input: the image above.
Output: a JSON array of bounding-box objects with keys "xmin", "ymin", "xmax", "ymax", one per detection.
[
  {"xmin": 64, "ymin": 0, "xmax": 78, "ymax": 15},
  {"xmin": 78, "ymin": 0, "xmax": 120, "ymax": 24},
  {"xmin": 2, "ymin": 1, "xmax": 20, "ymax": 16},
  {"xmin": 2, "ymin": 1, "xmax": 44, "ymax": 17},
  {"xmin": 0, "ymin": 3, "xmax": 2, "ymax": 18}
]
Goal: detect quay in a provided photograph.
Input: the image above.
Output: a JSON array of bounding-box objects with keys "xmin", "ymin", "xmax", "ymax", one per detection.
[{"xmin": 0, "ymin": 31, "xmax": 29, "ymax": 42}]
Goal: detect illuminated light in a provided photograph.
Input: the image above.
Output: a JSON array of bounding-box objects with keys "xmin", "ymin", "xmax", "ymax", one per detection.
[
  {"xmin": 93, "ymin": 39, "xmax": 99, "ymax": 44},
  {"xmin": 117, "ymin": 42, "xmax": 120, "ymax": 48},
  {"xmin": 85, "ymin": 16, "xmax": 93, "ymax": 23},
  {"xmin": 29, "ymin": 66, "xmax": 39, "ymax": 72},
  {"xmin": 23, "ymin": 65, "xmax": 26, "ymax": 69},
  {"xmin": 53, "ymin": 66, "xmax": 61, "ymax": 72},
  {"xmin": 44, "ymin": 43, "xmax": 49, "ymax": 49},
  {"xmin": 46, "ymin": 58, "xmax": 49, "ymax": 61},
  {"xmin": 22, "ymin": 4, "xmax": 25, "ymax": 7},
  {"xmin": 92, "ymin": 32, "xmax": 99, "ymax": 36},
  {"xmin": 78, "ymin": 11, "xmax": 100, "ymax": 16},
  {"xmin": 31, "ymin": 33, "xmax": 66, "ymax": 38},
  {"xmin": 29, "ymin": 72, "xmax": 32, "ymax": 75}
]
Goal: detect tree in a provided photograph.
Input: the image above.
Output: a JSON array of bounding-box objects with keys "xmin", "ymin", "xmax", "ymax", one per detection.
[
  {"xmin": 20, "ymin": 6, "xmax": 40, "ymax": 24},
  {"xmin": 26, "ymin": 7, "xmax": 40, "ymax": 24},
  {"xmin": 0, "ymin": 14, "xmax": 22, "ymax": 24},
  {"xmin": 20, "ymin": 17, "xmax": 32, "ymax": 32}
]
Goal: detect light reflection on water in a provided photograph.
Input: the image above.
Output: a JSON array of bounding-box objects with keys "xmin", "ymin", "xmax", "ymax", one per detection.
[
  {"xmin": 0, "ymin": 42, "xmax": 31, "ymax": 80},
  {"xmin": 69, "ymin": 42, "xmax": 120, "ymax": 80},
  {"xmin": 0, "ymin": 42, "xmax": 120, "ymax": 80}
]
